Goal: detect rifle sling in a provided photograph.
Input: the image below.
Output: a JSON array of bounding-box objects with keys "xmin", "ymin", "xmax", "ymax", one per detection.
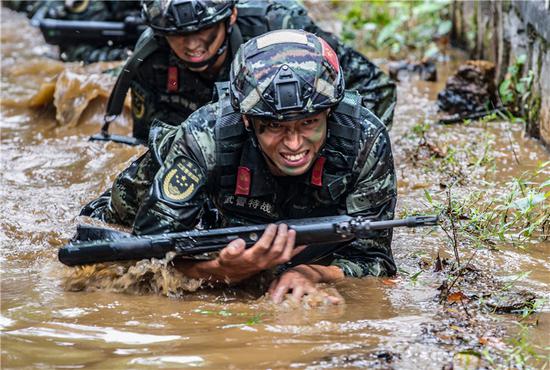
[
  {"xmin": 229, "ymin": 23, "xmax": 243, "ymax": 57},
  {"xmin": 104, "ymin": 36, "xmax": 159, "ymax": 120}
]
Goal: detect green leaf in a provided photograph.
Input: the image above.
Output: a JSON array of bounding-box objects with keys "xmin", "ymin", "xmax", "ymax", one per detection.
[
  {"xmin": 410, "ymin": 270, "xmax": 423, "ymax": 281},
  {"xmin": 517, "ymin": 54, "xmax": 527, "ymax": 65},
  {"xmin": 516, "ymin": 81, "xmax": 526, "ymax": 95},
  {"xmin": 499, "ymin": 79, "xmax": 514, "ymax": 104},
  {"xmin": 413, "ymin": 1, "xmax": 449, "ymax": 16},
  {"xmin": 510, "ymin": 192, "xmax": 546, "ymax": 212},
  {"xmin": 424, "ymin": 43, "xmax": 440, "ymax": 59},
  {"xmin": 437, "ymin": 20, "xmax": 452, "ymax": 36},
  {"xmin": 377, "ymin": 21, "xmax": 400, "ymax": 46},
  {"xmin": 424, "ymin": 189, "xmax": 434, "ymax": 204}
]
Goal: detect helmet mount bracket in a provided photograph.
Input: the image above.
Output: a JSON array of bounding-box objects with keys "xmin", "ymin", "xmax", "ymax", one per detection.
[
  {"xmin": 274, "ymin": 65, "xmax": 302, "ymax": 111},
  {"xmin": 171, "ymin": 1, "xmax": 196, "ymax": 26}
]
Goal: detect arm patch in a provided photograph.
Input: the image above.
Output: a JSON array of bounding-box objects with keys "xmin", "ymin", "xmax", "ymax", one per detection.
[{"xmin": 161, "ymin": 157, "xmax": 205, "ymax": 202}]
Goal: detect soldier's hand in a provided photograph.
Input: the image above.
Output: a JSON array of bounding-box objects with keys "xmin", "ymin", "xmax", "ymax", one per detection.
[
  {"xmin": 215, "ymin": 223, "xmax": 304, "ymax": 283},
  {"xmin": 268, "ymin": 265, "xmax": 344, "ymax": 304}
]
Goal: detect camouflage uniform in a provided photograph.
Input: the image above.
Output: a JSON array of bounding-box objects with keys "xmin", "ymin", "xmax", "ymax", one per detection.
[
  {"xmin": 83, "ymin": 87, "xmax": 398, "ymax": 277},
  {"xmin": 128, "ymin": 0, "xmax": 396, "ymax": 141},
  {"xmin": 3, "ymin": 1, "xmax": 43, "ymax": 17},
  {"xmin": 41, "ymin": 0, "xmax": 141, "ymax": 63}
]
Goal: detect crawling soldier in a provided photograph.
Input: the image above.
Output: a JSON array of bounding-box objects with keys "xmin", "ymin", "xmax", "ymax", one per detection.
[{"xmin": 81, "ymin": 30, "xmax": 397, "ymax": 303}]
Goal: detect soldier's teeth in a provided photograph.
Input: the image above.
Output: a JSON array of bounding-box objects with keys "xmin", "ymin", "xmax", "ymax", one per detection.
[{"xmin": 282, "ymin": 151, "xmax": 306, "ymax": 161}]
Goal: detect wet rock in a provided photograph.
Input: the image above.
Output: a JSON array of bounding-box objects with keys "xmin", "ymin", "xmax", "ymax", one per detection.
[
  {"xmin": 313, "ymin": 350, "xmax": 400, "ymax": 369},
  {"xmin": 451, "ymin": 352, "xmax": 482, "ymax": 370},
  {"xmin": 388, "ymin": 59, "xmax": 437, "ymax": 82},
  {"xmin": 483, "ymin": 290, "xmax": 537, "ymax": 313},
  {"xmin": 437, "ymin": 60, "xmax": 498, "ymax": 116}
]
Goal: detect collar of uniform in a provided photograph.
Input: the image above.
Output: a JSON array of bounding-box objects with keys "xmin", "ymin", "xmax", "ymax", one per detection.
[
  {"xmin": 238, "ymin": 139, "xmax": 334, "ymax": 196},
  {"xmin": 238, "ymin": 139, "xmax": 278, "ymax": 197}
]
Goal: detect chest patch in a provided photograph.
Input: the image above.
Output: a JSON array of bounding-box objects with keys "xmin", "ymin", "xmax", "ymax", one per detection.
[
  {"xmin": 222, "ymin": 195, "xmax": 279, "ymax": 219},
  {"xmin": 161, "ymin": 157, "xmax": 204, "ymax": 202}
]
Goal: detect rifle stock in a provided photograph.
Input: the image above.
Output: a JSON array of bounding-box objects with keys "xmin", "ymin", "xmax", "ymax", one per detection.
[{"xmin": 59, "ymin": 215, "xmax": 438, "ymax": 267}]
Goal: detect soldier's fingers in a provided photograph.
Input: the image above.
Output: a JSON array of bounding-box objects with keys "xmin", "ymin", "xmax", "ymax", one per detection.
[
  {"xmin": 265, "ymin": 224, "xmax": 288, "ymax": 258},
  {"xmin": 249, "ymin": 224, "xmax": 277, "ymax": 255},
  {"xmin": 291, "ymin": 285, "xmax": 305, "ymax": 301},
  {"xmin": 219, "ymin": 238, "xmax": 245, "ymax": 261},
  {"xmin": 290, "ymin": 244, "xmax": 307, "ymax": 259},
  {"xmin": 271, "ymin": 283, "xmax": 290, "ymax": 304},
  {"xmin": 325, "ymin": 294, "xmax": 343, "ymax": 305},
  {"xmin": 268, "ymin": 278, "xmax": 280, "ymax": 296},
  {"xmin": 278, "ymin": 229, "xmax": 297, "ymax": 263},
  {"xmin": 304, "ymin": 284, "xmax": 317, "ymax": 295}
]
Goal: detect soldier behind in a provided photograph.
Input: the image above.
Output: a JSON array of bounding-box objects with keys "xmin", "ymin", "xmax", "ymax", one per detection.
[
  {"xmin": 81, "ymin": 30, "xmax": 397, "ymax": 303},
  {"xmin": 39, "ymin": 0, "xmax": 142, "ymax": 63},
  {"xmin": 108, "ymin": 0, "xmax": 396, "ymax": 142}
]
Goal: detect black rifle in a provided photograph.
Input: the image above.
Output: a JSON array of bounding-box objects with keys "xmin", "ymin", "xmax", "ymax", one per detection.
[
  {"xmin": 59, "ymin": 215, "xmax": 438, "ymax": 267},
  {"xmin": 39, "ymin": 16, "xmax": 147, "ymax": 46}
]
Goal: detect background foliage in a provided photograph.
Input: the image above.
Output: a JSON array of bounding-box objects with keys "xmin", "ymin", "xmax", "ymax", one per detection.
[{"xmin": 334, "ymin": 0, "xmax": 452, "ymax": 59}]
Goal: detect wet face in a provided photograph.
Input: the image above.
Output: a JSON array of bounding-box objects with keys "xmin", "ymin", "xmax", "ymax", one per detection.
[
  {"xmin": 248, "ymin": 111, "xmax": 329, "ymax": 176},
  {"xmin": 165, "ymin": 22, "xmax": 226, "ymax": 72}
]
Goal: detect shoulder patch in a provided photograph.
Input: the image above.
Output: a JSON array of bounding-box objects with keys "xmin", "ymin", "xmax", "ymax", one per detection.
[
  {"xmin": 131, "ymin": 89, "xmax": 145, "ymax": 119},
  {"xmin": 161, "ymin": 157, "xmax": 204, "ymax": 202}
]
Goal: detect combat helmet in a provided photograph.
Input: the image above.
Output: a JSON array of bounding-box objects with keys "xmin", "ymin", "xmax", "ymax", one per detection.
[
  {"xmin": 229, "ymin": 29, "xmax": 345, "ymax": 121},
  {"xmin": 141, "ymin": 0, "xmax": 234, "ymax": 35}
]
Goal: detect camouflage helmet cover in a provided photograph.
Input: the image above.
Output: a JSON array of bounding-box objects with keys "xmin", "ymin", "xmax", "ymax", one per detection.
[
  {"xmin": 141, "ymin": 0, "xmax": 234, "ymax": 35},
  {"xmin": 229, "ymin": 30, "xmax": 345, "ymax": 121}
]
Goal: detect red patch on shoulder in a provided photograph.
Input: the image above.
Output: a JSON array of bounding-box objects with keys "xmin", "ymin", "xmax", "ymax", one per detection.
[
  {"xmin": 310, "ymin": 156, "xmax": 326, "ymax": 187},
  {"xmin": 235, "ymin": 166, "xmax": 251, "ymax": 196},
  {"xmin": 319, "ymin": 38, "xmax": 339, "ymax": 72},
  {"xmin": 167, "ymin": 66, "xmax": 178, "ymax": 92}
]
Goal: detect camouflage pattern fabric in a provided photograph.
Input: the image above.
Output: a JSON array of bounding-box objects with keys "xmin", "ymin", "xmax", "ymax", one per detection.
[
  {"xmin": 229, "ymin": 29, "xmax": 344, "ymax": 120},
  {"xmin": 84, "ymin": 92, "xmax": 398, "ymax": 277},
  {"xmin": 3, "ymin": 0, "xmax": 43, "ymax": 17},
  {"xmin": 129, "ymin": 0, "xmax": 397, "ymax": 141},
  {"xmin": 41, "ymin": 0, "xmax": 141, "ymax": 63}
]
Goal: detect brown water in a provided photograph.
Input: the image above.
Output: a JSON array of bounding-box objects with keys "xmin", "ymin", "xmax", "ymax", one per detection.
[{"xmin": 1, "ymin": 9, "xmax": 549, "ymax": 369}]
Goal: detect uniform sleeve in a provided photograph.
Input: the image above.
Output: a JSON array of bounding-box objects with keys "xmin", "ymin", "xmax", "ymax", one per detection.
[
  {"xmin": 132, "ymin": 130, "xmax": 209, "ymax": 235},
  {"xmin": 331, "ymin": 124, "xmax": 398, "ymax": 277},
  {"xmin": 280, "ymin": 4, "xmax": 397, "ymax": 129}
]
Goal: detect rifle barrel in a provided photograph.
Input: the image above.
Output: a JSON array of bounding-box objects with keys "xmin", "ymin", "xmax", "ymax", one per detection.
[{"xmin": 58, "ymin": 215, "xmax": 438, "ymax": 266}]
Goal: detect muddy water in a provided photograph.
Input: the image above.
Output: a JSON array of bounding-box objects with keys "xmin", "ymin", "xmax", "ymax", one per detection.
[{"xmin": 1, "ymin": 9, "xmax": 549, "ymax": 369}]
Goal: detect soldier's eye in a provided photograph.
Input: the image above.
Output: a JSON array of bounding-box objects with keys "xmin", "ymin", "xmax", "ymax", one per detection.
[
  {"xmin": 302, "ymin": 119, "xmax": 317, "ymax": 126},
  {"xmin": 267, "ymin": 122, "xmax": 282, "ymax": 129}
]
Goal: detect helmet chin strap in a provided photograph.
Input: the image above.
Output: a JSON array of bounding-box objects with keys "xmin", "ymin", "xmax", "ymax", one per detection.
[{"xmin": 179, "ymin": 21, "xmax": 232, "ymax": 70}]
